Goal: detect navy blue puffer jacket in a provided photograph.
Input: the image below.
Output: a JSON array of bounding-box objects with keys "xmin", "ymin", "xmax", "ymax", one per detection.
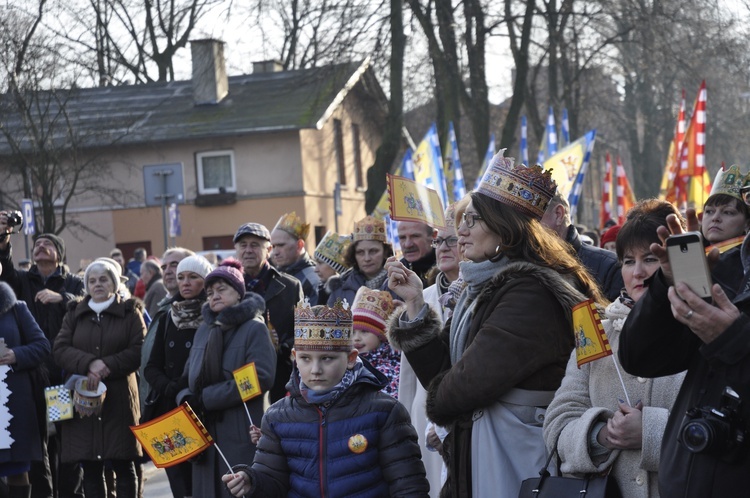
[{"xmin": 242, "ymin": 359, "xmax": 429, "ymax": 497}]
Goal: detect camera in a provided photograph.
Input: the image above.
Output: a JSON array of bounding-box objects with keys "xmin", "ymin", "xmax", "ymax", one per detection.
[
  {"xmin": 5, "ymin": 211, "xmax": 22, "ymax": 229},
  {"xmin": 679, "ymin": 386, "xmax": 747, "ymax": 463}
]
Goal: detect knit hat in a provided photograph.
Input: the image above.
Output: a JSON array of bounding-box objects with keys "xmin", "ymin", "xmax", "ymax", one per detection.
[
  {"xmin": 34, "ymin": 233, "xmax": 65, "ymax": 263},
  {"xmin": 294, "ymin": 299, "xmax": 352, "ymax": 352},
  {"xmin": 233, "ymin": 223, "xmax": 271, "ymax": 243},
  {"xmin": 176, "ymin": 255, "xmax": 214, "ymax": 279},
  {"xmin": 314, "ymin": 231, "xmax": 352, "ymax": 274},
  {"xmin": 351, "ymin": 288, "xmax": 396, "ymax": 344},
  {"xmin": 600, "ymin": 225, "xmax": 621, "ymax": 248},
  {"xmin": 476, "ymin": 150, "xmax": 557, "ymax": 220},
  {"xmin": 204, "ymin": 259, "xmax": 246, "ymax": 300},
  {"xmin": 95, "ymin": 257, "xmax": 128, "ymax": 284},
  {"xmin": 83, "ymin": 259, "xmax": 120, "ymax": 295}
]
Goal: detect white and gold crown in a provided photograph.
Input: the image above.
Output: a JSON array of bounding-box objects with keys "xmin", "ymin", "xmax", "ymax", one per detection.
[
  {"xmin": 352, "ymin": 215, "xmax": 386, "ymax": 242},
  {"xmin": 294, "ymin": 299, "xmax": 352, "ymax": 352},
  {"xmin": 476, "ymin": 150, "xmax": 557, "ymax": 220},
  {"xmin": 314, "ymin": 231, "xmax": 352, "ymax": 274},
  {"xmin": 274, "ymin": 211, "xmax": 310, "ymax": 240},
  {"xmin": 708, "ymin": 164, "xmax": 750, "ymax": 202}
]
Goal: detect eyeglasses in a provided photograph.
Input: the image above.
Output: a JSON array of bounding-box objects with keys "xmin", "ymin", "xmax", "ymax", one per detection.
[
  {"xmin": 431, "ymin": 236, "xmax": 458, "ymax": 249},
  {"xmin": 742, "ymin": 187, "xmax": 750, "ymax": 206},
  {"xmin": 461, "ymin": 212, "xmax": 484, "ymax": 229}
]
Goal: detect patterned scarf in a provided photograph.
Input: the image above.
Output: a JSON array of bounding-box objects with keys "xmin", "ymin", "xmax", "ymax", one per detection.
[
  {"xmin": 245, "ymin": 261, "xmax": 270, "ymax": 296},
  {"xmin": 364, "ymin": 268, "xmax": 388, "ymax": 290},
  {"xmin": 170, "ymin": 298, "xmax": 204, "ymax": 330}
]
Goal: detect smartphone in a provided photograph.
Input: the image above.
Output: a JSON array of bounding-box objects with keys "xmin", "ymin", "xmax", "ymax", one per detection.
[{"xmin": 666, "ymin": 231, "xmax": 712, "ymax": 300}]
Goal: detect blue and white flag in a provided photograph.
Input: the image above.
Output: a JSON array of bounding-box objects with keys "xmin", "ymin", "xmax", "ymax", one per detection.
[
  {"xmin": 520, "ymin": 116, "xmax": 529, "ymax": 165},
  {"xmin": 561, "ymin": 108, "xmax": 570, "ymax": 147},
  {"xmin": 445, "ymin": 122, "xmax": 466, "ymax": 202},
  {"xmin": 474, "ymin": 134, "xmax": 496, "ymax": 190},
  {"xmin": 546, "ymin": 106, "xmax": 558, "ymax": 157},
  {"xmin": 543, "ymin": 130, "xmax": 597, "ymax": 221},
  {"xmin": 568, "ymin": 130, "xmax": 597, "ymax": 220}
]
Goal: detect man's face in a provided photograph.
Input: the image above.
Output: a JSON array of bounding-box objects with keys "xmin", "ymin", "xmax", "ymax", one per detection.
[
  {"xmin": 270, "ymin": 229, "xmax": 300, "ymax": 269},
  {"xmin": 160, "ymin": 253, "xmax": 185, "ymax": 294},
  {"xmin": 33, "ymin": 238, "xmax": 59, "ymax": 265},
  {"xmin": 111, "ymin": 252, "xmax": 125, "ymax": 270},
  {"xmin": 140, "ymin": 264, "xmax": 153, "ymax": 286},
  {"xmin": 398, "ymin": 221, "xmax": 434, "ymax": 263},
  {"xmin": 235, "ymin": 235, "xmax": 270, "ymax": 275},
  {"xmin": 293, "ymin": 349, "xmax": 358, "ymax": 391}
]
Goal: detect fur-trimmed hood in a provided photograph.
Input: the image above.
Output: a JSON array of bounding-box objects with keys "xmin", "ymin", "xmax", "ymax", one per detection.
[
  {"xmin": 201, "ymin": 291, "xmax": 266, "ymax": 330},
  {"xmin": 0, "ymin": 281, "xmax": 17, "ymax": 316},
  {"xmin": 474, "ymin": 260, "xmax": 590, "ymax": 328}
]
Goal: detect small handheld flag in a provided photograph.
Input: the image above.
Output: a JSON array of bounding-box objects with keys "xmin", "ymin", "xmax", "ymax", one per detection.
[
  {"xmin": 387, "ymin": 174, "xmax": 446, "ymax": 229},
  {"xmin": 130, "ymin": 402, "xmax": 214, "ymax": 468},
  {"xmin": 572, "ymin": 300, "xmax": 612, "ymax": 368},
  {"xmin": 233, "ymin": 363, "xmax": 262, "ymax": 403}
]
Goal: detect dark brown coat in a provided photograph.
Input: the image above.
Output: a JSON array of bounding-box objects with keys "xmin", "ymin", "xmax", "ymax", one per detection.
[
  {"xmin": 53, "ymin": 296, "xmax": 145, "ymax": 463},
  {"xmin": 389, "ymin": 261, "xmax": 588, "ymax": 498}
]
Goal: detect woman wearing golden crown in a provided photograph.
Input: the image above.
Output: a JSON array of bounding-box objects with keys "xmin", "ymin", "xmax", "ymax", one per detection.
[{"xmin": 386, "ymin": 150, "xmax": 605, "ymax": 497}]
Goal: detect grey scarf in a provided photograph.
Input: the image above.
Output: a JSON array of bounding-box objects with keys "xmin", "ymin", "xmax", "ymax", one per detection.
[{"xmin": 449, "ymin": 257, "xmax": 510, "ymax": 364}]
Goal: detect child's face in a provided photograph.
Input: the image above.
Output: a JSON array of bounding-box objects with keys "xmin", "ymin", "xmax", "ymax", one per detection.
[
  {"xmin": 352, "ymin": 329, "xmax": 382, "ymax": 353},
  {"xmin": 293, "ymin": 349, "xmax": 358, "ymax": 391}
]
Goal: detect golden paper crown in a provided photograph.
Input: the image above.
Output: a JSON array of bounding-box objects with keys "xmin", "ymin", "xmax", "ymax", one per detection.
[
  {"xmin": 352, "ymin": 215, "xmax": 386, "ymax": 242},
  {"xmin": 314, "ymin": 231, "xmax": 352, "ymax": 274},
  {"xmin": 708, "ymin": 164, "xmax": 750, "ymax": 202},
  {"xmin": 476, "ymin": 150, "xmax": 557, "ymax": 220},
  {"xmin": 294, "ymin": 299, "xmax": 353, "ymax": 352},
  {"xmin": 274, "ymin": 211, "xmax": 310, "ymax": 240}
]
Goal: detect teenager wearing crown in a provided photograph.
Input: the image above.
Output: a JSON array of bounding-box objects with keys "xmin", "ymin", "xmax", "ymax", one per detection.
[
  {"xmin": 270, "ymin": 212, "xmax": 321, "ymax": 305},
  {"xmin": 222, "ymin": 300, "xmax": 429, "ymax": 497},
  {"xmin": 386, "ymin": 150, "xmax": 606, "ymax": 497}
]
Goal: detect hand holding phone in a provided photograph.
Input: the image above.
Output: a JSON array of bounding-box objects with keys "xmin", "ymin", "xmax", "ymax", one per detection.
[{"xmin": 666, "ymin": 232, "xmax": 712, "ymax": 300}]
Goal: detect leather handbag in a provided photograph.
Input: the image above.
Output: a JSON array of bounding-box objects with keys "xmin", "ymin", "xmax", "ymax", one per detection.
[{"xmin": 518, "ymin": 441, "xmax": 622, "ymax": 498}]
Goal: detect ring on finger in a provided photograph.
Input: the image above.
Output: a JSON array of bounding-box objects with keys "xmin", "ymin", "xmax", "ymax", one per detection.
[{"xmin": 684, "ymin": 309, "xmax": 694, "ymax": 320}]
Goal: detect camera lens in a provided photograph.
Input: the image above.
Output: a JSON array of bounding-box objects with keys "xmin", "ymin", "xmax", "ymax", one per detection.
[{"xmin": 682, "ymin": 421, "xmax": 711, "ymax": 452}]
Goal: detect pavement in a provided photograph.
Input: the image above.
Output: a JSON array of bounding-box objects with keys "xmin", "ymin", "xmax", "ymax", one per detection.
[{"xmin": 142, "ymin": 461, "xmax": 171, "ymax": 498}]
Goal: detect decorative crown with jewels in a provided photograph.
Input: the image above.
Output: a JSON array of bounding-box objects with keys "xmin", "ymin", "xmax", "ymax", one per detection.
[
  {"xmin": 352, "ymin": 215, "xmax": 386, "ymax": 243},
  {"xmin": 476, "ymin": 150, "xmax": 557, "ymax": 220},
  {"xmin": 314, "ymin": 231, "xmax": 352, "ymax": 274},
  {"xmin": 273, "ymin": 211, "xmax": 310, "ymax": 240},
  {"xmin": 708, "ymin": 164, "xmax": 750, "ymax": 202},
  {"xmin": 294, "ymin": 299, "xmax": 353, "ymax": 352}
]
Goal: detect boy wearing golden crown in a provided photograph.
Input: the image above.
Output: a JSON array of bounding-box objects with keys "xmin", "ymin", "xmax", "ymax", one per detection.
[{"xmin": 221, "ymin": 300, "xmax": 429, "ymax": 498}]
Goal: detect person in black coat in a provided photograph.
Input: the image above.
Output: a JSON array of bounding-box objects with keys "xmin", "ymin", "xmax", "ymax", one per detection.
[
  {"xmin": 0, "ymin": 214, "xmax": 85, "ymax": 498},
  {"xmin": 541, "ymin": 192, "xmax": 624, "ymax": 301},
  {"xmin": 619, "ymin": 207, "xmax": 750, "ymax": 497},
  {"xmin": 0, "ymin": 274, "xmax": 50, "ymax": 498}
]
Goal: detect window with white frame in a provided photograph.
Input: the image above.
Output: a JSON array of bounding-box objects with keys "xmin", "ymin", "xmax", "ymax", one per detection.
[{"xmin": 196, "ymin": 150, "xmax": 237, "ymax": 195}]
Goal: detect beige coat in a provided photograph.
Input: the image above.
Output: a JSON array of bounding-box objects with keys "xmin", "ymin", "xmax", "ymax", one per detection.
[{"xmin": 544, "ymin": 299, "xmax": 686, "ymax": 498}]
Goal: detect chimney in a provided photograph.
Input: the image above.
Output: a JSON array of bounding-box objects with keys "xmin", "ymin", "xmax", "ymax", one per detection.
[
  {"xmin": 253, "ymin": 60, "xmax": 284, "ymax": 74},
  {"xmin": 191, "ymin": 39, "xmax": 228, "ymax": 105}
]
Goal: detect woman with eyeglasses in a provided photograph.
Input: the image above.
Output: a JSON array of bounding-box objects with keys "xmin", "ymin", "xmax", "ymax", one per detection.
[{"xmin": 386, "ymin": 152, "xmax": 605, "ymax": 497}]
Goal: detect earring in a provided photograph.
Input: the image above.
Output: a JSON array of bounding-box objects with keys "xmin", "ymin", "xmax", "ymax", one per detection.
[{"xmin": 495, "ymin": 245, "xmax": 501, "ymax": 255}]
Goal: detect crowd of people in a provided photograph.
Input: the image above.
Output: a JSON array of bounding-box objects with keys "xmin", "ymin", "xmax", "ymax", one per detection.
[{"xmin": 0, "ymin": 155, "xmax": 747, "ymax": 497}]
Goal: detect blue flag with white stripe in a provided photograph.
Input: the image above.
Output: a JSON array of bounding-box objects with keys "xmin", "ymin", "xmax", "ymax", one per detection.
[
  {"xmin": 568, "ymin": 130, "xmax": 597, "ymax": 221},
  {"xmin": 546, "ymin": 106, "xmax": 558, "ymax": 157},
  {"xmin": 474, "ymin": 134, "xmax": 496, "ymax": 190},
  {"xmin": 520, "ymin": 115, "xmax": 529, "ymax": 165},
  {"xmin": 561, "ymin": 108, "xmax": 570, "ymax": 147},
  {"xmin": 445, "ymin": 122, "xmax": 467, "ymax": 201}
]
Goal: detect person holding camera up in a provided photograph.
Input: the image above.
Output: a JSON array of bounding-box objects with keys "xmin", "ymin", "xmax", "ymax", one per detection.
[
  {"xmin": 0, "ymin": 211, "xmax": 86, "ymax": 498},
  {"xmin": 619, "ymin": 182, "xmax": 750, "ymax": 497}
]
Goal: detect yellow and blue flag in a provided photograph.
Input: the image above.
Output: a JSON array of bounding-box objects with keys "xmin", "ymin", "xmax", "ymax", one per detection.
[
  {"xmin": 572, "ymin": 299, "xmax": 612, "ymax": 368},
  {"xmin": 233, "ymin": 362, "xmax": 262, "ymax": 402},
  {"xmin": 387, "ymin": 174, "xmax": 446, "ymax": 229}
]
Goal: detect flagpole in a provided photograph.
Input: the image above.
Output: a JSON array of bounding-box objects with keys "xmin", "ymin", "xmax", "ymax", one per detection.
[
  {"xmin": 243, "ymin": 403, "xmax": 254, "ymax": 426},
  {"xmin": 215, "ymin": 443, "xmax": 234, "ymax": 474},
  {"xmin": 610, "ymin": 355, "xmax": 631, "ymax": 406}
]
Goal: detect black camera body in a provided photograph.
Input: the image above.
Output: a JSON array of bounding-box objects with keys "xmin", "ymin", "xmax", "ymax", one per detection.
[
  {"xmin": 679, "ymin": 386, "xmax": 747, "ymax": 463},
  {"xmin": 5, "ymin": 210, "xmax": 22, "ymax": 229}
]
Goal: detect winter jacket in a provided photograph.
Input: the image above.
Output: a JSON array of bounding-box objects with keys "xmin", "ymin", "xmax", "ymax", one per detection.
[
  {"xmin": 280, "ymin": 252, "xmax": 320, "ymax": 305},
  {"xmin": 389, "ymin": 260, "xmax": 588, "ymax": 497},
  {"xmin": 53, "ymin": 295, "xmax": 145, "ymax": 463},
  {"xmin": 359, "ymin": 341, "xmax": 401, "ymax": 398},
  {"xmin": 238, "ymin": 359, "xmax": 429, "ymax": 497},
  {"xmin": 0, "ymin": 282, "xmax": 50, "ymax": 466},
  {"xmin": 0, "ymin": 243, "xmax": 85, "ymax": 385},
  {"xmin": 139, "ymin": 293, "xmax": 174, "ymax": 413},
  {"xmin": 545, "ymin": 298, "xmax": 685, "ymax": 498},
  {"xmin": 177, "ymin": 293, "xmax": 277, "ymax": 498},
  {"xmin": 566, "ymin": 225, "xmax": 624, "ymax": 302},
  {"xmin": 143, "ymin": 277, "xmax": 168, "ymax": 318},
  {"xmin": 326, "ymin": 268, "xmax": 389, "ymax": 308},
  {"xmin": 400, "ymin": 251, "xmax": 437, "ymax": 288},
  {"xmin": 245, "ymin": 265, "xmax": 303, "ymax": 402},
  {"xmin": 619, "ymin": 258, "xmax": 750, "ymax": 498}
]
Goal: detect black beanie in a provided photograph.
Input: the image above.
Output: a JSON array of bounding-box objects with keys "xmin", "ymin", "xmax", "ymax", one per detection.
[{"xmin": 34, "ymin": 233, "xmax": 65, "ymax": 264}]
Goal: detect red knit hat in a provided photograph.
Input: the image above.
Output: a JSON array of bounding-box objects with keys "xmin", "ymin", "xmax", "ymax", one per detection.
[
  {"xmin": 352, "ymin": 288, "xmax": 396, "ymax": 344},
  {"xmin": 600, "ymin": 225, "xmax": 621, "ymax": 248}
]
